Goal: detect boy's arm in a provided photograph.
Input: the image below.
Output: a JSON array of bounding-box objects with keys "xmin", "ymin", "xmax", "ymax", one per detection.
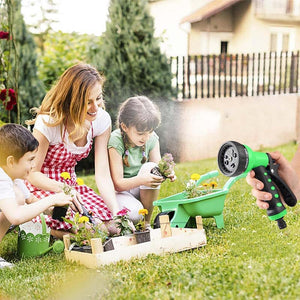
[
  {"xmin": 0, "ymin": 193, "xmax": 72, "ymax": 225},
  {"xmin": 25, "ymin": 194, "xmax": 39, "ymax": 204}
]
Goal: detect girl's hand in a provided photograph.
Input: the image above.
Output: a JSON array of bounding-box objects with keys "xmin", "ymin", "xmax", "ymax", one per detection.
[
  {"xmin": 246, "ymin": 151, "xmax": 300, "ymax": 209},
  {"xmin": 140, "ymin": 172, "xmax": 164, "ymax": 188},
  {"xmin": 167, "ymin": 171, "xmax": 177, "ymax": 182}
]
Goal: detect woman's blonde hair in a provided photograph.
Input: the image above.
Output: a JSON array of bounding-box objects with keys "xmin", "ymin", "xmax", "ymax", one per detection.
[{"xmin": 27, "ymin": 63, "xmax": 104, "ymax": 142}]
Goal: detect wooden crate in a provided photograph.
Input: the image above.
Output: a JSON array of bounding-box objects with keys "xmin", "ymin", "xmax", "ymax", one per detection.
[{"xmin": 63, "ymin": 216, "xmax": 206, "ymax": 269}]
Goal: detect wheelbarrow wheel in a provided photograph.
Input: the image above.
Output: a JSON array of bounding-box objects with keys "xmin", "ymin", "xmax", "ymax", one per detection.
[{"xmin": 153, "ymin": 211, "xmax": 174, "ymax": 229}]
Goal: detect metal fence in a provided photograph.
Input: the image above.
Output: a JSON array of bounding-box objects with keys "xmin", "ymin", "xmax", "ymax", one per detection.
[{"xmin": 170, "ymin": 51, "xmax": 300, "ymax": 99}]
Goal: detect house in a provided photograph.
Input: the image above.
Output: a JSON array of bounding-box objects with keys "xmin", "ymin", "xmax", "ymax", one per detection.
[
  {"xmin": 149, "ymin": 1, "xmax": 300, "ymax": 163},
  {"xmin": 149, "ymin": 0, "xmax": 300, "ymax": 56}
]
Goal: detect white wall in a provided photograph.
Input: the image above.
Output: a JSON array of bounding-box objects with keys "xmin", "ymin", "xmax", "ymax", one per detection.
[
  {"xmin": 148, "ymin": 0, "xmax": 211, "ymax": 56},
  {"xmin": 177, "ymin": 94, "xmax": 299, "ymax": 161}
]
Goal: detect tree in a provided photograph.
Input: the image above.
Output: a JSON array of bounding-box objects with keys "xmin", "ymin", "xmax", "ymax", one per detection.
[
  {"xmin": 21, "ymin": 0, "xmax": 59, "ymax": 53},
  {"xmin": 38, "ymin": 31, "xmax": 94, "ymax": 90},
  {"xmin": 13, "ymin": 0, "xmax": 45, "ymax": 123},
  {"xmin": 0, "ymin": 0, "xmax": 45, "ymax": 124},
  {"xmin": 97, "ymin": 0, "xmax": 173, "ymax": 121}
]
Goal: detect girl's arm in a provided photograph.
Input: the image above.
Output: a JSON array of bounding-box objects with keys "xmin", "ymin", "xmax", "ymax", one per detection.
[
  {"xmin": 108, "ymin": 141, "xmax": 163, "ymax": 192},
  {"xmin": 27, "ymin": 129, "xmax": 63, "ymax": 193},
  {"xmin": 148, "ymin": 141, "xmax": 161, "ymax": 163},
  {"xmin": 94, "ymin": 127, "xmax": 120, "ymax": 216}
]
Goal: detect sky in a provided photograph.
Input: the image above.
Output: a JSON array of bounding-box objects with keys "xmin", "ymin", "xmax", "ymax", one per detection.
[{"xmin": 22, "ymin": 0, "xmax": 110, "ymax": 36}]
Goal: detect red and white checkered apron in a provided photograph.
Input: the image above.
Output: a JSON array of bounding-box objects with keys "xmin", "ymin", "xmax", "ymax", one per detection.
[{"xmin": 26, "ymin": 125, "xmax": 113, "ymax": 230}]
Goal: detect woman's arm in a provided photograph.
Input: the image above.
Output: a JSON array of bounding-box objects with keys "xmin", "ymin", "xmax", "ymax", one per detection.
[
  {"xmin": 27, "ymin": 129, "xmax": 63, "ymax": 193},
  {"xmin": 94, "ymin": 127, "xmax": 120, "ymax": 216},
  {"xmin": 291, "ymin": 146, "xmax": 300, "ymax": 180}
]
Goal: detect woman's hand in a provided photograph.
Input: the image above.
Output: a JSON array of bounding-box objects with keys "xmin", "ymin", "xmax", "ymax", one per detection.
[
  {"xmin": 246, "ymin": 151, "xmax": 300, "ymax": 209},
  {"xmin": 70, "ymin": 190, "xmax": 83, "ymax": 214}
]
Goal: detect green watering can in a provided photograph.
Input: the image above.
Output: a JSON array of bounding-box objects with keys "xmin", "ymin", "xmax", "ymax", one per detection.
[{"xmin": 17, "ymin": 213, "xmax": 64, "ymax": 258}]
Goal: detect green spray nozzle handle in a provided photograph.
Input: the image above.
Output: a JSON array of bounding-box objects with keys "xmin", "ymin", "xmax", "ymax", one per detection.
[{"xmin": 253, "ymin": 164, "xmax": 287, "ymax": 229}]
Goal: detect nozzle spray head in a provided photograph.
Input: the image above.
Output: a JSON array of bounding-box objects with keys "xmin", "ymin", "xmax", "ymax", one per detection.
[{"xmin": 218, "ymin": 141, "xmax": 269, "ymax": 177}]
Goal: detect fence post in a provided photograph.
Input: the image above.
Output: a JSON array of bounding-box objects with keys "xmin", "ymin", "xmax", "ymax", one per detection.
[
  {"xmin": 290, "ymin": 51, "xmax": 295, "ymax": 93},
  {"xmin": 171, "ymin": 50, "xmax": 299, "ymax": 100}
]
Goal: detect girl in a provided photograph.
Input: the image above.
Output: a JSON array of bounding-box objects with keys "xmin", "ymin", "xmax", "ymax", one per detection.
[
  {"xmin": 108, "ymin": 96, "xmax": 176, "ymax": 225},
  {"xmin": 26, "ymin": 63, "xmax": 120, "ymax": 238}
]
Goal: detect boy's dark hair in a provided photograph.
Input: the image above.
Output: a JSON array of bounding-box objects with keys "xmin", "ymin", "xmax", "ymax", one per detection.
[{"xmin": 0, "ymin": 124, "xmax": 39, "ymax": 165}]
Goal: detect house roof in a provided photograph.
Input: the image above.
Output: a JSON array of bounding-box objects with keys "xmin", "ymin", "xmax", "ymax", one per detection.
[{"xmin": 181, "ymin": 0, "xmax": 244, "ymax": 24}]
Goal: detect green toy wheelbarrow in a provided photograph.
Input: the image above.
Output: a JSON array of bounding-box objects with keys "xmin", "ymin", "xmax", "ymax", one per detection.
[
  {"xmin": 153, "ymin": 170, "xmax": 246, "ymax": 229},
  {"xmin": 17, "ymin": 213, "xmax": 64, "ymax": 258}
]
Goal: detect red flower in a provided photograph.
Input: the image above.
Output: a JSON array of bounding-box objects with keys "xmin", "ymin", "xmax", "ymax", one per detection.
[
  {"xmin": 117, "ymin": 208, "xmax": 130, "ymax": 216},
  {"xmin": 0, "ymin": 31, "xmax": 9, "ymax": 40},
  {"xmin": 0, "ymin": 89, "xmax": 17, "ymax": 111}
]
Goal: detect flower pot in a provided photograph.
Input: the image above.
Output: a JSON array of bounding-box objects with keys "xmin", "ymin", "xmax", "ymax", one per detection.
[
  {"xmin": 103, "ymin": 238, "xmax": 114, "ymax": 252},
  {"xmin": 134, "ymin": 230, "xmax": 151, "ymax": 244},
  {"xmin": 150, "ymin": 166, "xmax": 167, "ymax": 179},
  {"xmin": 52, "ymin": 206, "xmax": 68, "ymax": 221},
  {"xmin": 71, "ymin": 245, "xmax": 92, "ymax": 253}
]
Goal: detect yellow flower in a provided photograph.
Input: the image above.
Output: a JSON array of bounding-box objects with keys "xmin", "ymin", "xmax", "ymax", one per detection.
[
  {"xmin": 78, "ymin": 216, "xmax": 89, "ymax": 223},
  {"xmin": 138, "ymin": 209, "xmax": 148, "ymax": 216},
  {"xmin": 209, "ymin": 181, "xmax": 218, "ymax": 188},
  {"xmin": 202, "ymin": 182, "xmax": 209, "ymax": 187},
  {"xmin": 190, "ymin": 173, "xmax": 201, "ymax": 181},
  {"xmin": 60, "ymin": 172, "xmax": 71, "ymax": 180},
  {"xmin": 76, "ymin": 178, "xmax": 84, "ymax": 186}
]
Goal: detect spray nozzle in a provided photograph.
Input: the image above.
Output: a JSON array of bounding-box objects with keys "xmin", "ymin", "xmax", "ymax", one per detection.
[{"xmin": 218, "ymin": 141, "xmax": 297, "ymax": 229}]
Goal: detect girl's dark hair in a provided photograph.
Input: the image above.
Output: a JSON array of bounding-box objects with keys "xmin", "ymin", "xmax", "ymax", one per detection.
[
  {"xmin": 117, "ymin": 96, "xmax": 161, "ymax": 167},
  {"xmin": 0, "ymin": 124, "xmax": 39, "ymax": 165}
]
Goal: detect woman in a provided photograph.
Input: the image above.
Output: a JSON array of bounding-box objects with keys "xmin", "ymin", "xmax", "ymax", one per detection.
[{"xmin": 26, "ymin": 63, "xmax": 120, "ymax": 238}]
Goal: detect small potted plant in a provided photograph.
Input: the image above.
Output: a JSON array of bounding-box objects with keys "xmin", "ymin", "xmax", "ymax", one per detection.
[
  {"xmin": 151, "ymin": 153, "xmax": 176, "ymax": 179},
  {"xmin": 185, "ymin": 173, "xmax": 218, "ymax": 199},
  {"xmin": 134, "ymin": 209, "xmax": 151, "ymax": 244},
  {"xmin": 112, "ymin": 208, "xmax": 134, "ymax": 236},
  {"xmin": 52, "ymin": 172, "xmax": 78, "ymax": 221},
  {"xmin": 63, "ymin": 213, "xmax": 109, "ymax": 253}
]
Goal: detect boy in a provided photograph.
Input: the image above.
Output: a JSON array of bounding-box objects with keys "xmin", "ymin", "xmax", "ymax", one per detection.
[{"xmin": 0, "ymin": 124, "xmax": 74, "ymax": 268}]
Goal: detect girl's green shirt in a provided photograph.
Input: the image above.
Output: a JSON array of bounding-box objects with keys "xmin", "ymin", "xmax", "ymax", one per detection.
[{"xmin": 108, "ymin": 129, "xmax": 159, "ymax": 178}]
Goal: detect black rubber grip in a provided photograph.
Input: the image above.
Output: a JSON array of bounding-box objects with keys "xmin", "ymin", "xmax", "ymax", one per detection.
[{"xmin": 253, "ymin": 166, "xmax": 286, "ymax": 218}]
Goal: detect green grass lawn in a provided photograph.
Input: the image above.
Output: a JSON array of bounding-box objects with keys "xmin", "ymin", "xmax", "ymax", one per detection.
[{"xmin": 1, "ymin": 142, "xmax": 300, "ymax": 299}]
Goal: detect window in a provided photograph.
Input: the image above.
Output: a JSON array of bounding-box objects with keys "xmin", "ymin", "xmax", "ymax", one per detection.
[
  {"xmin": 282, "ymin": 34, "xmax": 290, "ymax": 52},
  {"xmin": 220, "ymin": 41, "xmax": 228, "ymax": 54},
  {"xmin": 269, "ymin": 27, "xmax": 295, "ymax": 52},
  {"xmin": 270, "ymin": 33, "xmax": 277, "ymax": 52}
]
